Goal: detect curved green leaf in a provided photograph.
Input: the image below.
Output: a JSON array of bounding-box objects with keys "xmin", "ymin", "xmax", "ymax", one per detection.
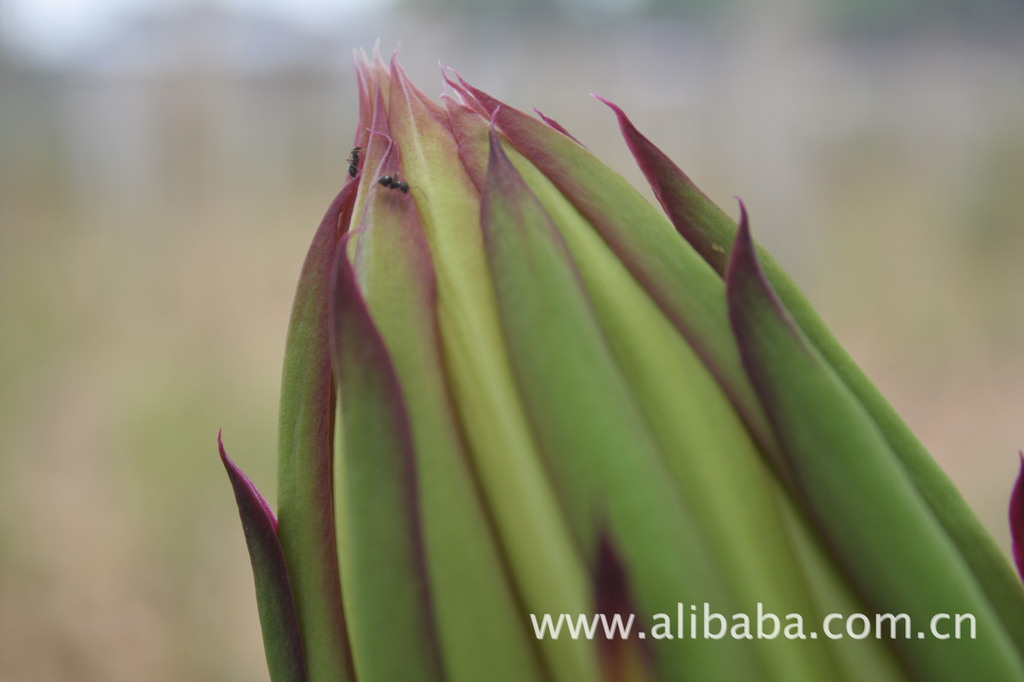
[
  {"xmin": 331, "ymin": 238, "xmax": 445, "ymax": 682},
  {"xmin": 604, "ymin": 101, "xmax": 1024, "ymax": 649},
  {"xmin": 384, "ymin": 62, "xmax": 593, "ymax": 682},
  {"xmin": 448, "ymin": 76, "xmax": 780, "ymax": 463},
  {"xmin": 349, "ymin": 137, "xmax": 548, "ymax": 682},
  {"xmin": 276, "ymin": 182, "xmax": 357, "ymax": 682},
  {"xmin": 726, "ymin": 208, "xmax": 1024, "ymax": 681},
  {"xmin": 220, "ymin": 434, "xmax": 308, "ymax": 682},
  {"xmin": 482, "ymin": 128, "xmax": 761, "ymax": 680}
]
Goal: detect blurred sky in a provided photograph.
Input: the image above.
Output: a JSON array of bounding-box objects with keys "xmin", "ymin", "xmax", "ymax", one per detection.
[{"xmin": 0, "ymin": 0, "xmax": 395, "ymax": 65}]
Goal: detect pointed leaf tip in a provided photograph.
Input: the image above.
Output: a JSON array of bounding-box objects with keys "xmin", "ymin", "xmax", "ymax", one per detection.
[
  {"xmin": 722, "ymin": 203, "xmax": 802, "ymax": 479},
  {"xmin": 593, "ymin": 535, "xmax": 653, "ymax": 682},
  {"xmin": 590, "ymin": 93, "xmax": 622, "ymax": 116},
  {"xmin": 1010, "ymin": 452, "xmax": 1024, "ymax": 581},
  {"xmin": 732, "ymin": 199, "xmax": 752, "ymax": 263},
  {"xmin": 597, "ymin": 93, "xmax": 737, "ymax": 274},
  {"xmin": 533, "ymin": 108, "xmax": 582, "ymax": 144},
  {"xmin": 593, "ymin": 534, "xmax": 631, "ymax": 623},
  {"xmin": 725, "ymin": 200, "xmax": 789, "ymax": 336},
  {"xmin": 219, "ymin": 434, "xmax": 308, "ymax": 682},
  {"xmin": 219, "ymin": 430, "xmax": 278, "ymax": 532}
]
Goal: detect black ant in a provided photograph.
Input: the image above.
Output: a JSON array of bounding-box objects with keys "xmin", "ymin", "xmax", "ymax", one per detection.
[
  {"xmin": 347, "ymin": 146, "xmax": 361, "ymax": 177},
  {"xmin": 377, "ymin": 175, "xmax": 409, "ymax": 193}
]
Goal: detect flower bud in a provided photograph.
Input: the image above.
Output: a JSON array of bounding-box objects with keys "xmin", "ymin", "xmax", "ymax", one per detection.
[{"xmin": 221, "ymin": 52, "xmax": 1024, "ymax": 682}]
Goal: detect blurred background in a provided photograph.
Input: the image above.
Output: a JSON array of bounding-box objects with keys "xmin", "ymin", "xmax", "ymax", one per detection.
[{"xmin": 1, "ymin": 0, "xmax": 1022, "ymax": 679}]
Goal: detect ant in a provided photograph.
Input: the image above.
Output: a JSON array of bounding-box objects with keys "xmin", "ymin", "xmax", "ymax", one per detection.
[
  {"xmin": 377, "ymin": 174, "xmax": 409, "ymax": 193},
  {"xmin": 361, "ymin": 128, "xmax": 413, "ymax": 195},
  {"xmin": 347, "ymin": 146, "xmax": 361, "ymax": 177}
]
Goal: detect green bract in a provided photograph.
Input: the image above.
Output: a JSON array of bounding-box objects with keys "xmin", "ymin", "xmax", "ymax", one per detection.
[{"xmin": 220, "ymin": 53, "xmax": 1024, "ymax": 682}]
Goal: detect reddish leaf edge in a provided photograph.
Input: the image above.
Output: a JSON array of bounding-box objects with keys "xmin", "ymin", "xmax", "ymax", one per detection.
[
  {"xmin": 219, "ymin": 431, "xmax": 308, "ymax": 682},
  {"xmin": 1010, "ymin": 452, "xmax": 1024, "ymax": 582}
]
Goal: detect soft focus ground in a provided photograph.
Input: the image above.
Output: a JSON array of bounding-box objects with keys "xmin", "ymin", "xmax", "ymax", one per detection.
[{"xmin": 1, "ymin": 6, "xmax": 1022, "ymax": 681}]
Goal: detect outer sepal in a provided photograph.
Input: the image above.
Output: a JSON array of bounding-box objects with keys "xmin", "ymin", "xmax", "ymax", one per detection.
[
  {"xmin": 331, "ymin": 236, "xmax": 445, "ymax": 682},
  {"xmin": 447, "ymin": 77, "xmax": 779, "ymax": 460},
  {"xmin": 276, "ymin": 183, "xmax": 357, "ymax": 682},
  {"xmin": 385, "ymin": 62, "xmax": 596, "ymax": 682},
  {"xmin": 595, "ymin": 95, "xmax": 735, "ymax": 274},
  {"xmin": 219, "ymin": 433, "xmax": 308, "ymax": 682},
  {"xmin": 607, "ymin": 101, "xmax": 1024, "ymax": 648},
  {"xmin": 481, "ymin": 128, "xmax": 761, "ymax": 681},
  {"xmin": 348, "ymin": 139, "xmax": 548, "ymax": 682},
  {"xmin": 592, "ymin": 536, "xmax": 654, "ymax": 682},
  {"xmin": 726, "ymin": 205, "xmax": 1024, "ymax": 682}
]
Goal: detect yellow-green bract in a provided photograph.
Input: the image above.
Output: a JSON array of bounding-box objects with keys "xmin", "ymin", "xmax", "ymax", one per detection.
[{"xmin": 220, "ymin": 52, "xmax": 1024, "ymax": 682}]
